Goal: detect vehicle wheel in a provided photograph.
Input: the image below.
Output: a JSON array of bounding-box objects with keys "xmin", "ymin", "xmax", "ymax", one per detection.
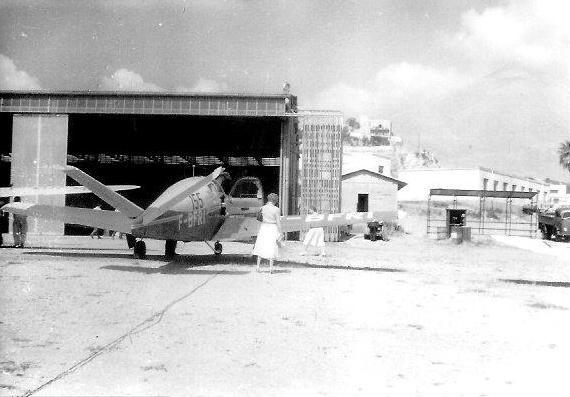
[
  {"xmin": 214, "ymin": 241, "xmax": 222, "ymax": 255},
  {"xmin": 540, "ymin": 226, "xmax": 549, "ymax": 240},
  {"xmin": 126, "ymin": 234, "xmax": 136, "ymax": 249},
  {"xmin": 165, "ymin": 240, "xmax": 177, "ymax": 258},
  {"xmin": 134, "ymin": 240, "xmax": 146, "ymax": 259}
]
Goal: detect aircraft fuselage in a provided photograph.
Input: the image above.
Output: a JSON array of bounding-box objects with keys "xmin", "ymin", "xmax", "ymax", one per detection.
[{"xmin": 130, "ymin": 178, "xmax": 227, "ymax": 242}]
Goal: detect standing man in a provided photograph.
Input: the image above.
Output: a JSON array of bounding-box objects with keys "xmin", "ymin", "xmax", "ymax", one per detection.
[{"xmin": 12, "ymin": 196, "xmax": 27, "ymax": 248}]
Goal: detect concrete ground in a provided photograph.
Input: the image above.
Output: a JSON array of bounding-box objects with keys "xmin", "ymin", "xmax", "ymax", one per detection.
[{"xmin": 1, "ymin": 233, "xmax": 570, "ymax": 396}]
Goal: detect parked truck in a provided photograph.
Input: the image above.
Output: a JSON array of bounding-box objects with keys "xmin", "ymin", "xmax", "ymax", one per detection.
[{"xmin": 538, "ymin": 206, "xmax": 570, "ymax": 241}]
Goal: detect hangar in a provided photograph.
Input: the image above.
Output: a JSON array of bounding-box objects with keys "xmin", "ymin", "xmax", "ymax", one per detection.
[
  {"xmin": 0, "ymin": 90, "xmax": 306, "ymax": 235},
  {"xmin": 0, "ymin": 91, "xmax": 343, "ymax": 238}
]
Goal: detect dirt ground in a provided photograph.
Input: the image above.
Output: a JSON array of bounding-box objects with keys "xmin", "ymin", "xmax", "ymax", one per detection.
[{"xmin": 1, "ymin": 229, "xmax": 570, "ymax": 396}]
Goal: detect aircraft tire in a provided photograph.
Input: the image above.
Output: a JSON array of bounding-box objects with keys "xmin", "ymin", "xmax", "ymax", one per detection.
[
  {"xmin": 126, "ymin": 234, "xmax": 136, "ymax": 249},
  {"xmin": 134, "ymin": 240, "xmax": 146, "ymax": 259},
  {"xmin": 214, "ymin": 241, "xmax": 222, "ymax": 255},
  {"xmin": 165, "ymin": 240, "xmax": 177, "ymax": 258}
]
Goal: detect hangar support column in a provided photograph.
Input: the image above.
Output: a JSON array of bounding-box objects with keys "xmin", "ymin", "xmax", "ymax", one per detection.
[
  {"xmin": 11, "ymin": 114, "xmax": 68, "ymax": 236},
  {"xmin": 279, "ymin": 117, "xmax": 299, "ymax": 217}
]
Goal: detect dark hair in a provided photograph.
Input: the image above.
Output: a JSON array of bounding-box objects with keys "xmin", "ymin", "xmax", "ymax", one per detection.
[{"xmin": 14, "ymin": 196, "xmax": 21, "ymax": 202}]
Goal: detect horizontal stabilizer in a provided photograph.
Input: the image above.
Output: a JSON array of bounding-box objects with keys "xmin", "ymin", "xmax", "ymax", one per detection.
[
  {"xmin": 280, "ymin": 211, "xmax": 397, "ymax": 233},
  {"xmin": 0, "ymin": 185, "xmax": 139, "ymax": 198},
  {"xmin": 61, "ymin": 166, "xmax": 143, "ymax": 218},
  {"xmin": 137, "ymin": 167, "xmax": 223, "ymax": 226},
  {"xmin": 1, "ymin": 202, "xmax": 132, "ymax": 233}
]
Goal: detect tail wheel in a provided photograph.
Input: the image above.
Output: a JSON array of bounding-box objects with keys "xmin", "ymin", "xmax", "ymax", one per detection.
[
  {"xmin": 214, "ymin": 241, "xmax": 222, "ymax": 255},
  {"xmin": 134, "ymin": 240, "xmax": 147, "ymax": 259}
]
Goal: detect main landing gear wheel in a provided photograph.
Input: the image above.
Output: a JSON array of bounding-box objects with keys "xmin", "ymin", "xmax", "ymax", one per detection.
[
  {"xmin": 126, "ymin": 234, "xmax": 136, "ymax": 249},
  {"xmin": 133, "ymin": 240, "xmax": 146, "ymax": 259},
  {"xmin": 165, "ymin": 240, "xmax": 177, "ymax": 259},
  {"xmin": 214, "ymin": 241, "xmax": 222, "ymax": 256}
]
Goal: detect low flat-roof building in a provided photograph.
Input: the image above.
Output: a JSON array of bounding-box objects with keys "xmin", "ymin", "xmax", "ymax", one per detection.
[{"xmin": 398, "ymin": 168, "xmax": 550, "ymax": 206}]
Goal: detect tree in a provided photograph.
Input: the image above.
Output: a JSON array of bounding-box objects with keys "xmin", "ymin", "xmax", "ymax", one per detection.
[
  {"xmin": 559, "ymin": 140, "xmax": 570, "ymax": 173},
  {"xmin": 345, "ymin": 117, "xmax": 360, "ymax": 130},
  {"xmin": 341, "ymin": 117, "xmax": 361, "ymax": 144}
]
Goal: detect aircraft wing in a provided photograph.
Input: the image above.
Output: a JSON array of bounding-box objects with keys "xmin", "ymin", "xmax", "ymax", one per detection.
[
  {"xmin": 212, "ymin": 210, "xmax": 397, "ymax": 241},
  {"xmin": 212, "ymin": 216, "xmax": 260, "ymax": 242},
  {"xmin": 1, "ymin": 202, "xmax": 132, "ymax": 233},
  {"xmin": 0, "ymin": 185, "xmax": 139, "ymax": 198},
  {"xmin": 280, "ymin": 210, "xmax": 397, "ymax": 233}
]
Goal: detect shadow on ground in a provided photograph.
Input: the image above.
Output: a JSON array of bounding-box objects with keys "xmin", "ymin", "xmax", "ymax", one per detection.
[
  {"xmin": 500, "ymin": 279, "xmax": 570, "ymax": 288},
  {"xmin": 22, "ymin": 251, "xmax": 405, "ymax": 274}
]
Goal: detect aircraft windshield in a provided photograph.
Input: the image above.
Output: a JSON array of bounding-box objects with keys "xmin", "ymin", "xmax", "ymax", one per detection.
[
  {"xmin": 230, "ymin": 178, "xmax": 262, "ymax": 199},
  {"xmin": 232, "ymin": 182, "xmax": 260, "ymax": 198}
]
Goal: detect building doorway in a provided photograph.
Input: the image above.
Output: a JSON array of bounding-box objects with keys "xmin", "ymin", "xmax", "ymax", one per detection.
[{"xmin": 357, "ymin": 193, "xmax": 369, "ymax": 212}]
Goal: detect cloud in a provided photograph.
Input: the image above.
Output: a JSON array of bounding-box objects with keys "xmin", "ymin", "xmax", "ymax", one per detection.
[
  {"xmin": 310, "ymin": 0, "xmax": 570, "ymax": 179},
  {"xmin": 312, "ymin": 62, "xmax": 467, "ymax": 116},
  {"xmin": 100, "ymin": 69, "xmax": 164, "ymax": 92},
  {"xmin": 454, "ymin": 0, "xmax": 570, "ymax": 75},
  {"xmin": 177, "ymin": 78, "xmax": 229, "ymax": 93},
  {"xmin": 311, "ymin": 82, "xmax": 375, "ymax": 115},
  {"xmin": 0, "ymin": 54, "xmax": 41, "ymax": 90}
]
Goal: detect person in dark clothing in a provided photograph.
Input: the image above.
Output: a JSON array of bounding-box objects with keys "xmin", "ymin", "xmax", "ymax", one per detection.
[
  {"xmin": 0, "ymin": 199, "xmax": 6, "ymax": 247},
  {"xmin": 12, "ymin": 196, "xmax": 28, "ymax": 248}
]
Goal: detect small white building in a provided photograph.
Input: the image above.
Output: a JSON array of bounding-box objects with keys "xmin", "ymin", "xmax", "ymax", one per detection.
[
  {"xmin": 545, "ymin": 179, "xmax": 570, "ymax": 206},
  {"xmin": 398, "ymin": 167, "xmax": 550, "ymax": 205},
  {"xmin": 342, "ymin": 169, "xmax": 407, "ymax": 215}
]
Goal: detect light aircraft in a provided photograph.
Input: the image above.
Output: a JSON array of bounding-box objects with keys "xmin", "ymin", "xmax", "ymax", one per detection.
[{"xmin": 1, "ymin": 166, "xmax": 396, "ymax": 259}]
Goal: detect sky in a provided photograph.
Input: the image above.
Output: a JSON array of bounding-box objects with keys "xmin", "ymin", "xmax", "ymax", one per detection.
[{"xmin": 1, "ymin": 0, "xmax": 569, "ymax": 181}]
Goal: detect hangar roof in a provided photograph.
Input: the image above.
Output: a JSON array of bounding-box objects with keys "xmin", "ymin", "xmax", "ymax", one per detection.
[{"xmin": 0, "ymin": 90, "xmax": 296, "ymax": 117}]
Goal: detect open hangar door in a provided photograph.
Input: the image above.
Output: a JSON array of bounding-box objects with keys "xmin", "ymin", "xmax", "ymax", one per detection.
[{"xmin": 65, "ymin": 113, "xmax": 284, "ymax": 235}]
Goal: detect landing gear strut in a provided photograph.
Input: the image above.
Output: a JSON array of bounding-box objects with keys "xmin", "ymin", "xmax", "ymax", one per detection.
[
  {"xmin": 165, "ymin": 240, "xmax": 177, "ymax": 259},
  {"xmin": 134, "ymin": 240, "xmax": 146, "ymax": 259}
]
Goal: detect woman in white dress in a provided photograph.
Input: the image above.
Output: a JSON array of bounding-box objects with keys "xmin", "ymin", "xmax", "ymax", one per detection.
[
  {"xmin": 252, "ymin": 193, "xmax": 282, "ymax": 273},
  {"xmin": 302, "ymin": 207, "xmax": 326, "ymax": 256}
]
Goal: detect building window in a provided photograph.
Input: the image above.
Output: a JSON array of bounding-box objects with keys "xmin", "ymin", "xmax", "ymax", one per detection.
[
  {"xmin": 512, "ymin": 185, "xmax": 517, "ymax": 191},
  {"xmin": 483, "ymin": 178, "xmax": 488, "ymax": 190},
  {"xmin": 378, "ymin": 165, "xmax": 384, "ymax": 174},
  {"xmin": 493, "ymin": 180, "xmax": 498, "ymax": 191},
  {"xmin": 503, "ymin": 182, "xmax": 508, "ymax": 191},
  {"xmin": 357, "ymin": 194, "xmax": 369, "ymax": 212}
]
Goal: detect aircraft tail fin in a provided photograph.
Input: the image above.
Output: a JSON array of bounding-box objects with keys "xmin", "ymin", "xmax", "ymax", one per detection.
[
  {"xmin": 135, "ymin": 167, "xmax": 224, "ymax": 226},
  {"xmin": 61, "ymin": 166, "xmax": 144, "ymax": 219}
]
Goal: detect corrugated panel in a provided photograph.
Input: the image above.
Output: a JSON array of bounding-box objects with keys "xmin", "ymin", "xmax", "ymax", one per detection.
[
  {"xmin": 0, "ymin": 92, "xmax": 292, "ymax": 117},
  {"xmin": 298, "ymin": 112, "xmax": 343, "ymax": 241}
]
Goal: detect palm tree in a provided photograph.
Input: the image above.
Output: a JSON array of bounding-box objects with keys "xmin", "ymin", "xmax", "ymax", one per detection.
[{"xmin": 559, "ymin": 141, "xmax": 570, "ymax": 173}]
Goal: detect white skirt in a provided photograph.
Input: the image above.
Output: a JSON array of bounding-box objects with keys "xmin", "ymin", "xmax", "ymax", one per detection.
[
  {"xmin": 303, "ymin": 227, "xmax": 325, "ymax": 247},
  {"xmin": 252, "ymin": 223, "xmax": 280, "ymax": 260}
]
